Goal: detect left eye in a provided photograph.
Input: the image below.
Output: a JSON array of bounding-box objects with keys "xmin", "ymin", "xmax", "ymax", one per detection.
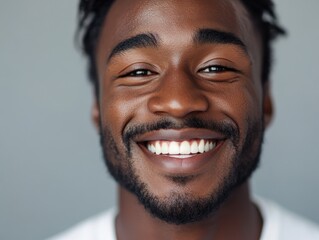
[
  {"xmin": 200, "ymin": 65, "xmax": 235, "ymax": 73},
  {"xmin": 122, "ymin": 69, "xmax": 154, "ymax": 77}
]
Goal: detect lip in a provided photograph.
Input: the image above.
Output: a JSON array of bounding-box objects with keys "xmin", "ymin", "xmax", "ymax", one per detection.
[
  {"xmin": 135, "ymin": 128, "xmax": 225, "ymax": 142},
  {"xmin": 135, "ymin": 128, "xmax": 226, "ymax": 175}
]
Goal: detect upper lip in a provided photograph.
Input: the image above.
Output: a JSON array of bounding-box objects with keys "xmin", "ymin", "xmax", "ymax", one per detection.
[{"xmin": 134, "ymin": 128, "xmax": 226, "ymax": 142}]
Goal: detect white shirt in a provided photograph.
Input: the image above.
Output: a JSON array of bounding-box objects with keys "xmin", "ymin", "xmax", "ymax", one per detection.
[{"xmin": 48, "ymin": 198, "xmax": 319, "ymax": 240}]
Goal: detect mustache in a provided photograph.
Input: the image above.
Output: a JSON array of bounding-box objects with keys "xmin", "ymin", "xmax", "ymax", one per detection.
[{"xmin": 123, "ymin": 117, "xmax": 239, "ymax": 151}]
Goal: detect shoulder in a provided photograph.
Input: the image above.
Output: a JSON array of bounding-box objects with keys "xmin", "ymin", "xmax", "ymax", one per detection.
[
  {"xmin": 255, "ymin": 197, "xmax": 319, "ymax": 240},
  {"xmin": 47, "ymin": 208, "xmax": 117, "ymax": 240}
]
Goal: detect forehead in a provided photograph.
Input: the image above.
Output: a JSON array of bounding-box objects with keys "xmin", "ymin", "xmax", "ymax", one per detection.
[
  {"xmin": 96, "ymin": 0, "xmax": 261, "ymax": 73},
  {"xmin": 106, "ymin": 0, "xmax": 243, "ymax": 36}
]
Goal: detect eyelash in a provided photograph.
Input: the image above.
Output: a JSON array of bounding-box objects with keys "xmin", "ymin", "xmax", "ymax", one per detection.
[
  {"xmin": 199, "ymin": 65, "xmax": 238, "ymax": 73},
  {"xmin": 120, "ymin": 69, "xmax": 154, "ymax": 78}
]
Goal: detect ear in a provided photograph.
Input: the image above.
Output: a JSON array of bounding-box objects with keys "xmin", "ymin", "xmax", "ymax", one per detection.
[
  {"xmin": 91, "ymin": 98, "xmax": 100, "ymax": 132},
  {"xmin": 263, "ymin": 82, "xmax": 274, "ymax": 129}
]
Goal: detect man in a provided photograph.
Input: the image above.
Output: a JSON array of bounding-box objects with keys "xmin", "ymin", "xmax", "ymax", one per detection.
[{"xmin": 50, "ymin": 0, "xmax": 319, "ymax": 239}]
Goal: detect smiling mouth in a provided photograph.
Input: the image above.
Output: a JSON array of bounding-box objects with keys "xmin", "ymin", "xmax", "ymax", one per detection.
[
  {"xmin": 133, "ymin": 128, "xmax": 226, "ymax": 174},
  {"xmin": 145, "ymin": 139, "xmax": 217, "ymax": 158}
]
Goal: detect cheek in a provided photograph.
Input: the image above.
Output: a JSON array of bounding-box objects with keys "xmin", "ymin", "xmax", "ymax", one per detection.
[
  {"xmin": 99, "ymin": 87, "xmax": 149, "ymax": 139},
  {"xmin": 100, "ymin": 94, "xmax": 126, "ymax": 139},
  {"xmin": 211, "ymin": 82, "xmax": 263, "ymax": 136}
]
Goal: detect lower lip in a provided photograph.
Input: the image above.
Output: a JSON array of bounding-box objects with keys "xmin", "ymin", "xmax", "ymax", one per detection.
[{"xmin": 139, "ymin": 141, "xmax": 224, "ymax": 175}]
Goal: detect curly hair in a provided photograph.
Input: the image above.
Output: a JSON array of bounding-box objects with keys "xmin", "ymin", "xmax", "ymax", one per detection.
[{"xmin": 77, "ymin": 0, "xmax": 286, "ymax": 95}]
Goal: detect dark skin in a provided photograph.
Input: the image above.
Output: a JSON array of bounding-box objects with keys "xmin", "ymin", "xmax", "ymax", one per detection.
[{"xmin": 92, "ymin": 0, "xmax": 273, "ymax": 239}]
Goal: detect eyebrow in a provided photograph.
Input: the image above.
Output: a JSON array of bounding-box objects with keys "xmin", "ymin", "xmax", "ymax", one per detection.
[
  {"xmin": 107, "ymin": 33, "xmax": 158, "ymax": 62},
  {"xmin": 107, "ymin": 28, "xmax": 248, "ymax": 63},
  {"xmin": 193, "ymin": 28, "xmax": 248, "ymax": 55}
]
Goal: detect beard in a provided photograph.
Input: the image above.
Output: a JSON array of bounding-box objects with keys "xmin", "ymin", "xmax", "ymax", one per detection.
[{"xmin": 99, "ymin": 117, "xmax": 263, "ymax": 225}]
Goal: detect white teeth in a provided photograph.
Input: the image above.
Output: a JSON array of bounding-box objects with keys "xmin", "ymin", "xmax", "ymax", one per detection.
[
  {"xmin": 180, "ymin": 141, "xmax": 191, "ymax": 154},
  {"xmin": 146, "ymin": 139, "xmax": 216, "ymax": 156},
  {"xmin": 190, "ymin": 141, "xmax": 198, "ymax": 154},
  {"xmin": 198, "ymin": 139, "xmax": 205, "ymax": 153},
  {"xmin": 169, "ymin": 141, "xmax": 180, "ymax": 154},
  {"xmin": 155, "ymin": 141, "xmax": 161, "ymax": 155},
  {"xmin": 162, "ymin": 142, "xmax": 169, "ymax": 154},
  {"xmin": 204, "ymin": 141, "xmax": 210, "ymax": 152},
  {"xmin": 209, "ymin": 142, "xmax": 215, "ymax": 150},
  {"xmin": 151, "ymin": 144, "xmax": 156, "ymax": 153}
]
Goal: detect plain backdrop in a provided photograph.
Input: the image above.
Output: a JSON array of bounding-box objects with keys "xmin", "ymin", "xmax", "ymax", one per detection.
[{"xmin": 1, "ymin": 0, "xmax": 319, "ymax": 239}]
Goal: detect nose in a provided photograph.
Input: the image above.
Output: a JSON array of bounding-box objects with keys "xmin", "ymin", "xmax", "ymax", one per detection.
[{"xmin": 147, "ymin": 71, "xmax": 209, "ymax": 118}]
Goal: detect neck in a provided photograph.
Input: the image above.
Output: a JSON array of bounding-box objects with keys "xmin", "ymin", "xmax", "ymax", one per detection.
[{"xmin": 115, "ymin": 182, "xmax": 262, "ymax": 240}]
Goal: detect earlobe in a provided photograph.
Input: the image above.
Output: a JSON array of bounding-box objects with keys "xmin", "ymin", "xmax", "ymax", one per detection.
[
  {"xmin": 263, "ymin": 82, "xmax": 274, "ymax": 128},
  {"xmin": 91, "ymin": 99, "xmax": 100, "ymax": 131}
]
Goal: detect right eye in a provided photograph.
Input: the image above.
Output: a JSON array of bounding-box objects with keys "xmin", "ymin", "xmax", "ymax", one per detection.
[{"xmin": 120, "ymin": 69, "xmax": 154, "ymax": 77}]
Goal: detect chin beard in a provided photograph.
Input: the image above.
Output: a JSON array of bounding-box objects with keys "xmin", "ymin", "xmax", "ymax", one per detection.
[{"xmin": 100, "ymin": 117, "xmax": 263, "ymax": 224}]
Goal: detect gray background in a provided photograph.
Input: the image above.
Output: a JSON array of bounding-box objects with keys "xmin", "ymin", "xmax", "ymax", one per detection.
[{"xmin": 1, "ymin": 0, "xmax": 318, "ymax": 239}]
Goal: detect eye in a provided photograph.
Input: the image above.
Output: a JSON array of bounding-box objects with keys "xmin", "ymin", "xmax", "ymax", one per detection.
[
  {"xmin": 120, "ymin": 69, "xmax": 154, "ymax": 78},
  {"xmin": 197, "ymin": 64, "xmax": 242, "ymax": 83},
  {"xmin": 199, "ymin": 65, "xmax": 237, "ymax": 73}
]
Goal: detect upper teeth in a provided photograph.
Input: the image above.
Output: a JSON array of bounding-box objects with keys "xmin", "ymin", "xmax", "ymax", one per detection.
[{"xmin": 147, "ymin": 139, "xmax": 216, "ymax": 155}]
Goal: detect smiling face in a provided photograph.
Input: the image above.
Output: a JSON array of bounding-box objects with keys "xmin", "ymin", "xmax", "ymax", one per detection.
[{"xmin": 94, "ymin": 0, "xmax": 272, "ymax": 224}]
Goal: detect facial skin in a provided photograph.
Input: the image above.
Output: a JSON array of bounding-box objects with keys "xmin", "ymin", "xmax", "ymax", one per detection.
[{"xmin": 93, "ymin": 0, "xmax": 272, "ymax": 235}]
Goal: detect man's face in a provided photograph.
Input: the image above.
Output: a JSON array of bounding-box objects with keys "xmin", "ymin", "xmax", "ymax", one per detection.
[{"xmin": 94, "ymin": 0, "xmax": 271, "ymax": 224}]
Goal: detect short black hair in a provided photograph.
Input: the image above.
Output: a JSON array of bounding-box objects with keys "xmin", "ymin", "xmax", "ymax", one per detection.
[{"xmin": 77, "ymin": 0, "xmax": 286, "ymax": 95}]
